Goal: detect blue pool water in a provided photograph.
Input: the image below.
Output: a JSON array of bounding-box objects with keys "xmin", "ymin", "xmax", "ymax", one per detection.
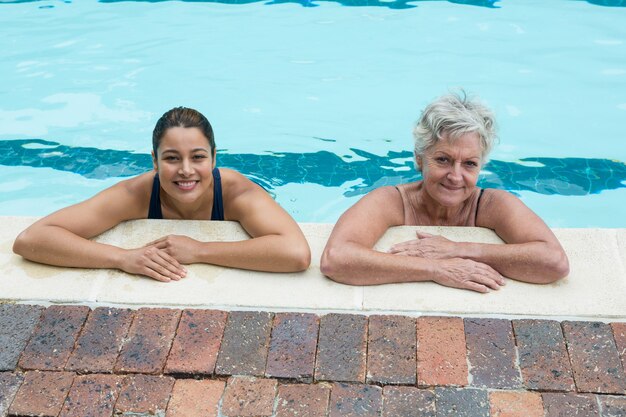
[{"xmin": 0, "ymin": 0, "xmax": 625, "ymax": 227}]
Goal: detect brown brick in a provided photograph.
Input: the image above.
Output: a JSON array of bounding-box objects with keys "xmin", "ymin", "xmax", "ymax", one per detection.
[
  {"xmin": 612, "ymin": 322, "xmax": 626, "ymax": 373},
  {"xmin": 18, "ymin": 305, "xmax": 89, "ymax": 371},
  {"xmin": 382, "ymin": 386, "xmax": 435, "ymax": 417},
  {"xmin": 563, "ymin": 321, "xmax": 626, "ymax": 394},
  {"xmin": 221, "ymin": 376, "xmax": 277, "ymax": 417},
  {"xmin": 435, "ymin": 387, "xmax": 489, "ymax": 417},
  {"xmin": 215, "ymin": 311, "xmax": 273, "ymax": 377},
  {"xmin": 598, "ymin": 395, "xmax": 626, "ymax": 417},
  {"xmin": 266, "ymin": 313, "xmax": 319, "ymax": 381},
  {"xmin": 165, "ymin": 309, "xmax": 227, "ymax": 375},
  {"xmin": 329, "ymin": 383, "xmax": 382, "ymax": 417},
  {"xmin": 416, "ymin": 316, "xmax": 467, "ymax": 387},
  {"xmin": 114, "ymin": 308, "xmax": 181, "ymax": 374},
  {"xmin": 513, "ymin": 319, "xmax": 575, "ymax": 391},
  {"xmin": 0, "ymin": 304, "xmax": 43, "ymax": 371},
  {"xmin": 0, "ymin": 372, "xmax": 24, "ymax": 416},
  {"xmin": 542, "ymin": 392, "xmax": 599, "ymax": 417},
  {"xmin": 8, "ymin": 370, "xmax": 75, "ymax": 417},
  {"xmin": 489, "ymin": 391, "xmax": 543, "ymax": 417},
  {"xmin": 166, "ymin": 379, "xmax": 224, "ymax": 417},
  {"xmin": 315, "ymin": 314, "xmax": 368, "ymax": 383},
  {"xmin": 66, "ymin": 307, "xmax": 134, "ymax": 373},
  {"xmin": 366, "ymin": 315, "xmax": 416, "ymax": 385},
  {"xmin": 59, "ymin": 374, "xmax": 122, "ymax": 417},
  {"xmin": 115, "ymin": 374, "xmax": 175, "ymax": 415},
  {"xmin": 276, "ymin": 383, "xmax": 330, "ymax": 417},
  {"xmin": 464, "ymin": 318, "xmax": 521, "ymax": 389}
]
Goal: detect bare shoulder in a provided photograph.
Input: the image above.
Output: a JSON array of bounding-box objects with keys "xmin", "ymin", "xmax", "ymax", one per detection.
[{"xmin": 477, "ymin": 188, "xmax": 555, "ymax": 243}]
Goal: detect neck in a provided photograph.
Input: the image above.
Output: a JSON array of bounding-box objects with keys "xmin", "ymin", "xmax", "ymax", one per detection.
[{"xmin": 412, "ymin": 182, "xmax": 470, "ymax": 226}]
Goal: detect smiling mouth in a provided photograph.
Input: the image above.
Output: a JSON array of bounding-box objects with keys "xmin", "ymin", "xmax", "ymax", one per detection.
[{"xmin": 174, "ymin": 180, "xmax": 199, "ymax": 190}]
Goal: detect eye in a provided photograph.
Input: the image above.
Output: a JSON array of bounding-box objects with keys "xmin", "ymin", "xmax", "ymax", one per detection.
[
  {"xmin": 163, "ymin": 155, "xmax": 179, "ymax": 161},
  {"xmin": 193, "ymin": 154, "xmax": 208, "ymax": 160},
  {"xmin": 465, "ymin": 160, "xmax": 479, "ymax": 167},
  {"xmin": 435, "ymin": 156, "xmax": 449, "ymax": 164}
]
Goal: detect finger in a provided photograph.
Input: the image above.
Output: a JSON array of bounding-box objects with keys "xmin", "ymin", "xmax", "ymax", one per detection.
[
  {"xmin": 475, "ymin": 264, "xmax": 505, "ymax": 286},
  {"xmin": 144, "ymin": 251, "xmax": 184, "ymax": 280},
  {"xmin": 416, "ymin": 231, "xmax": 434, "ymax": 238},
  {"xmin": 146, "ymin": 259, "xmax": 182, "ymax": 281},
  {"xmin": 463, "ymin": 281, "xmax": 490, "ymax": 293},
  {"xmin": 142, "ymin": 265, "xmax": 171, "ymax": 282},
  {"xmin": 156, "ymin": 250, "xmax": 187, "ymax": 277}
]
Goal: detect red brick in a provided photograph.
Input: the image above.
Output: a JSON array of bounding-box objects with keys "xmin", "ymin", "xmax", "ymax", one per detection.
[
  {"xmin": 266, "ymin": 313, "xmax": 319, "ymax": 381},
  {"xmin": 18, "ymin": 305, "xmax": 90, "ymax": 371},
  {"xmin": 542, "ymin": 392, "xmax": 599, "ymax": 417},
  {"xmin": 382, "ymin": 386, "xmax": 435, "ymax": 417},
  {"xmin": 489, "ymin": 391, "xmax": 543, "ymax": 417},
  {"xmin": 114, "ymin": 308, "xmax": 181, "ymax": 374},
  {"xmin": 512, "ymin": 319, "xmax": 575, "ymax": 391},
  {"xmin": 66, "ymin": 307, "xmax": 134, "ymax": 373},
  {"xmin": 166, "ymin": 379, "xmax": 224, "ymax": 417},
  {"xmin": 215, "ymin": 311, "xmax": 273, "ymax": 377},
  {"xmin": 165, "ymin": 309, "xmax": 227, "ymax": 375},
  {"xmin": 416, "ymin": 316, "xmax": 467, "ymax": 387},
  {"xmin": 329, "ymin": 383, "xmax": 382, "ymax": 417},
  {"xmin": 598, "ymin": 395, "xmax": 626, "ymax": 416},
  {"xmin": 611, "ymin": 322, "xmax": 626, "ymax": 373},
  {"xmin": 59, "ymin": 374, "xmax": 123, "ymax": 417},
  {"xmin": 115, "ymin": 374, "xmax": 175, "ymax": 415},
  {"xmin": 464, "ymin": 318, "xmax": 521, "ymax": 389},
  {"xmin": 8, "ymin": 370, "xmax": 75, "ymax": 417},
  {"xmin": 315, "ymin": 314, "xmax": 368, "ymax": 383},
  {"xmin": 0, "ymin": 372, "xmax": 24, "ymax": 416},
  {"xmin": 367, "ymin": 315, "xmax": 416, "ymax": 385},
  {"xmin": 0, "ymin": 304, "xmax": 43, "ymax": 371},
  {"xmin": 435, "ymin": 387, "xmax": 489, "ymax": 417},
  {"xmin": 276, "ymin": 384, "xmax": 330, "ymax": 417},
  {"xmin": 563, "ymin": 321, "xmax": 626, "ymax": 394},
  {"xmin": 221, "ymin": 376, "xmax": 277, "ymax": 417}
]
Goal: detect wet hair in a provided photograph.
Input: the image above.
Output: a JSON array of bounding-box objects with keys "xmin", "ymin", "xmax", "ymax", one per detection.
[
  {"xmin": 413, "ymin": 91, "xmax": 497, "ymax": 162},
  {"xmin": 152, "ymin": 107, "xmax": 215, "ymax": 155}
]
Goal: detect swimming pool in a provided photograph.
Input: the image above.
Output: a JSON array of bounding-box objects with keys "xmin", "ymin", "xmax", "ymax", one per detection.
[{"xmin": 1, "ymin": 0, "xmax": 625, "ymax": 227}]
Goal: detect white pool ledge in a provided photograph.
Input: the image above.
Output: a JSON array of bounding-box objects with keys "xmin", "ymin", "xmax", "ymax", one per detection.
[{"xmin": 1, "ymin": 217, "xmax": 625, "ymax": 321}]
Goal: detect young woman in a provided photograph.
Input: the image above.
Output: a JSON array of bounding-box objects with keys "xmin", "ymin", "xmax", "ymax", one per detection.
[
  {"xmin": 321, "ymin": 92, "xmax": 569, "ymax": 293},
  {"xmin": 13, "ymin": 107, "xmax": 311, "ymax": 281}
]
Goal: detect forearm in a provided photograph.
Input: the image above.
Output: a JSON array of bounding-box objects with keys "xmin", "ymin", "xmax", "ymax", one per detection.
[
  {"xmin": 321, "ymin": 242, "xmax": 435, "ymax": 285},
  {"xmin": 13, "ymin": 226, "xmax": 125, "ymax": 270},
  {"xmin": 194, "ymin": 234, "xmax": 310, "ymax": 273},
  {"xmin": 459, "ymin": 241, "xmax": 569, "ymax": 283}
]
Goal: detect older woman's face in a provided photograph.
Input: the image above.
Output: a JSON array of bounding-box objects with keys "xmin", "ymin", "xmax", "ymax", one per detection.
[{"xmin": 418, "ymin": 131, "xmax": 482, "ymax": 207}]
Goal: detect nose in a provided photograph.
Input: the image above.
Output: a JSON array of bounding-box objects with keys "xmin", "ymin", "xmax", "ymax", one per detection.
[
  {"xmin": 447, "ymin": 162, "xmax": 463, "ymax": 182},
  {"xmin": 179, "ymin": 158, "xmax": 194, "ymax": 177}
]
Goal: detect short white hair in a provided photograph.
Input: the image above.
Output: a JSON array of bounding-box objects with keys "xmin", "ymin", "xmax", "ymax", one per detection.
[{"xmin": 413, "ymin": 90, "xmax": 498, "ymax": 162}]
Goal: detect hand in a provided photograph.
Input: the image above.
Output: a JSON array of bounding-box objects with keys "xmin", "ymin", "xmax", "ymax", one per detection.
[
  {"xmin": 120, "ymin": 246, "xmax": 187, "ymax": 282},
  {"xmin": 433, "ymin": 258, "xmax": 505, "ymax": 293},
  {"xmin": 146, "ymin": 234, "xmax": 201, "ymax": 265},
  {"xmin": 389, "ymin": 231, "xmax": 458, "ymax": 259}
]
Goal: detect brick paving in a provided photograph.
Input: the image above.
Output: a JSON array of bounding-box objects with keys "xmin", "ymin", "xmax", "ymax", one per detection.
[{"xmin": 1, "ymin": 303, "xmax": 625, "ymax": 416}]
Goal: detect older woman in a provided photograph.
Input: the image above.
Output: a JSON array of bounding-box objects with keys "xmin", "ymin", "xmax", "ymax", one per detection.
[
  {"xmin": 14, "ymin": 107, "xmax": 311, "ymax": 281},
  {"xmin": 321, "ymin": 92, "xmax": 569, "ymax": 293}
]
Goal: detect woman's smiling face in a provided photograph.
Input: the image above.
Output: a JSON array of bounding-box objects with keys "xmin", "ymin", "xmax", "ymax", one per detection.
[
  {"xmin": 153, "ymin": 126, "xmax": 215, "ymax": 205},
  {"xmin": 418, "ymin": 131, "xmax": 483, "ymax": 208}
]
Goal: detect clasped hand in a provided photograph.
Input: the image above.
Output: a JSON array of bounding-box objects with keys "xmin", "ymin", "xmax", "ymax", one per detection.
[
  {"xmin": 120, "ymin": 235, "xmax": 200, "ymax": 282},
  {"xmin": 389, "ymin": 231, "xmax": 505, "ymax": 293}
]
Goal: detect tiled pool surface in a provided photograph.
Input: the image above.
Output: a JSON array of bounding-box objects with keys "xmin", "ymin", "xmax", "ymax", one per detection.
[{"xmin": 1, "ymin": 217, "xmax": 625, "ymax": 415}]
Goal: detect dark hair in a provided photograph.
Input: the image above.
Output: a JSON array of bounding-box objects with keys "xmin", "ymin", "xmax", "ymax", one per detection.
[{"xmin": 152, "ymin": 107, "xmax": 215, "ymax": 155}]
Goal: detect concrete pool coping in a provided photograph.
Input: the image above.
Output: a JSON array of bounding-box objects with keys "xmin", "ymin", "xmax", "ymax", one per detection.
[{"xmin": 1, "ymin": 216, "xmax": 625, "ymax": 321}]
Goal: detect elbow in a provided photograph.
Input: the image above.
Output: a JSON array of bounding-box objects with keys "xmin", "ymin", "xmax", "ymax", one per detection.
[
  {"xmin": 285, "ymin": 240, "xmax": 311, "ymax": 272},
  {"xmin": 12, "ymin": 230, "xmax": 30, "ymax": 258},
  {"xmin": 320, "ymin": 244, "xmax": 357, "ymax": 285},
  {"xmin": 538, "ymin": 249, "xmax": 570, "ymax": 284}
]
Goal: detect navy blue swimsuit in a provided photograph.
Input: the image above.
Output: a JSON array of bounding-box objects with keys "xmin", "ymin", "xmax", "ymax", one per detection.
[{"xmin": 148, "ymin": 167, "xmax": 224, "ymax": 220}]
